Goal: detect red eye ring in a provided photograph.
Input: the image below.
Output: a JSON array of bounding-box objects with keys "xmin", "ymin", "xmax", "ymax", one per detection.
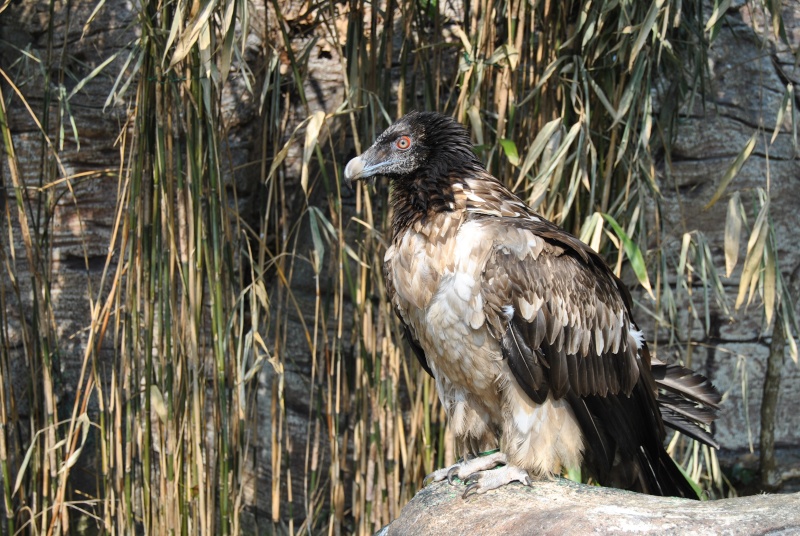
[{"xmin": 395, "ymin": 136, "xmax": 412, "ymax": 150}]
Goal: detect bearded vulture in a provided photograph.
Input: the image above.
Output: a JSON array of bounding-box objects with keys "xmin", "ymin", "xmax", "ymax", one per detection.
[{"xmin": 344, "ymin": 111, "xmax": 720, "ymax": 498}]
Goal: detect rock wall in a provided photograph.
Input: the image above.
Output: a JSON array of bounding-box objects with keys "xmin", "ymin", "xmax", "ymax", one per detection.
[{"xmin": 651, "ymin": 3, "xmax": 800, "ymax": 487}]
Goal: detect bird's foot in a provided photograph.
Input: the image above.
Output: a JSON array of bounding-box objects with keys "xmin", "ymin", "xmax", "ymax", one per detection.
[
  {"xmin": 462, "ymin": 464, "xmax": 532, "ymax": 497},
  {"xmin": 424, "ymin": 451, "xmax": 507, "ymax": 486}
]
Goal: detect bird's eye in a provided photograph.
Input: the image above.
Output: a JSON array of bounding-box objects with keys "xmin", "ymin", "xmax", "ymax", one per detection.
[{"xmin": 395, "ymin": 136, "xmax": 412, "ymax": 150}]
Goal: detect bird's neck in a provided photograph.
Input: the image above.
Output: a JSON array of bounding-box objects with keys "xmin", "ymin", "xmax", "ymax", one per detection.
[{"xmin": 389, "ymin": 173, "xmax": 456, "ymax": 238}]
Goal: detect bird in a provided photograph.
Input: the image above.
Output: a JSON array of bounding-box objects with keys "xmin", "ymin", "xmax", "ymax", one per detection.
[{"xmin": 344, "ymin": 111, "xmax": 720, "ymax": 499}]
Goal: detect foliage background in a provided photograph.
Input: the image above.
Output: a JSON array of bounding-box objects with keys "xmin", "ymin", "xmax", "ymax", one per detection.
[{"xmin": 0, "ymin": 0, "xmax": 798, "ymax": 534}]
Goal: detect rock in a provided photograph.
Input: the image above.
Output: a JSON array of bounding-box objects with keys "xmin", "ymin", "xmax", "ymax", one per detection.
[{"xmin": 380, "ymin": 479, "xmax": 800, "ymax": 535}]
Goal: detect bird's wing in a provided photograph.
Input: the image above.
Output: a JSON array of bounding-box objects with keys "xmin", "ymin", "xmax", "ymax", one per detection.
[{"xmin": 477, "ymin": 213, "xmax": 646, "ymax": 404}]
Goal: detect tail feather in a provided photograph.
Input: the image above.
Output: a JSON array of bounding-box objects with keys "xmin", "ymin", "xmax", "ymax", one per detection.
[{"xmin": 652, "ymin": 356, "xmax": 721, "ymax": 449}]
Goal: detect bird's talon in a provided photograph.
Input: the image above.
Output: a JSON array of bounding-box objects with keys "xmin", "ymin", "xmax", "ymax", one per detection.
[
  {"xmin": 462, "ymin": 483, "xmax": 480, "ymax": 498},
  {"xmin": 446, "ymin": 466, "xmax": 460, "ymax": 484}
]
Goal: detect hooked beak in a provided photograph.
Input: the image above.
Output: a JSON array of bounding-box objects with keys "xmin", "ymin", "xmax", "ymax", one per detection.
[{"xmin": 344, "ymin": 155, "xmax": 366, "ymax": 187}]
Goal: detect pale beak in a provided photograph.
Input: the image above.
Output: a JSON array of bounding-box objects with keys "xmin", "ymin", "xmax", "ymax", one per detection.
[{"xmin": 344, "ymin": 156, "xmax": 365, "ymax": 187}]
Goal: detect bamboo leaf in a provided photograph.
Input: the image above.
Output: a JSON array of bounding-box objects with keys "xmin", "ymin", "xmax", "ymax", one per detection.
[
  {"xmin": 60, "ymin": 413, "xmax": 92, "ymax": 473},
  {"xmin": 67, "ymin": 50, "xmax": 121, "ymax": 101},
  {"xmin": 150, "ymin": 386, "xmax": 168, "ymax": 424},
  {"xmin": 724, "ymin": 192, "xmax": 742, "ymax": 276},
  {"xmin": 678, "ymin": 232, "xmax": 692, "ymax": 277},
  {"xmin": 13, "ymin": 431, "xmax": 41, "ymax": 495},
  {"xmin": 629, "ymin": 0, "xmax": 662, "ymax": 71},
  {"xmin": 499, "ymin": 138, "xmax": 520, "ymax": 166},
  {"xmin": 771, "ymin": 83, "xmax": 793, "ymax": 144},
  {"xmin": 704, "ymin": 131, "xmax": 757, "ymax": 210},
  {"xmin": 168, "ymin": 0, "xmax": 216, "ymax": 69},
  {"xmin": 764, "ymin": 243, "xmax": 776, "ymax": 326},
  {"xmin": 602, "ymin": 213, "xmax": 654, "ymax": 298},
  {"xmin": 517, "ymin": 118, "xmax": 562, "ymax": 184},
  {"xmin": 308, "ymin": 206, "xmax": 325, "ymax": 274},
  {"xmin": 736, "ymin": 200, "xmax": 769, "ymax": 309},
  {"xmin": 301, "ymin": 111, "xmax": 326, "ymax": 195},
  {"xmin": 466, "ymin": 105, "xmax": 484, "ymax": 147},
  {"xmin": 705, "ymin": 0, "xmax": 732, "ymax": 32}
]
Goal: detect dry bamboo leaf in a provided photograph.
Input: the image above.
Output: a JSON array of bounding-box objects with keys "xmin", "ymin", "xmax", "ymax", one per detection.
[
  {"xmin": 771, "ymin": 83, "xmax": 793, "ymax": 144},
  {"xmin": 704, "ymin": 131, "xmax": 757, "ymax": 210},
  {"xmin": 253, "ymin": 280, "xmax": 269, "ymax": 310},
  {"xmin": 60, "ymin": 413, "xmax": 91, "ymax": 473},
  {"xmin": 163, "ymin": 0, "xmax": 186, "ymax": 65},
  {"xmin": 784, "ymin": 306, "xmax": 798, "ymax": 363},
  {"xmin": 763, "ymin": 241, "xmax": 776, "ymax": 326},
  {"xmin": 678, "ymin": 232, "xmax": 692, "ymax": 276},
  {"xmin": 736, "ymin": 200, "xmax": 769, "ymax": 309},
  {"xmin": 150, "ymin": 386, "xmax": 168, "ymax": 424},
  {"xmin": 724, "ymin": 192, "xmax": 742, "ymax": 277},
  {"xmin": 168, "ymin": 0, "xmax": 216, "ymax": 70},
  {"xmin": 466, "ymin": 105, "xmax": 484, "ymax": 147},
  {"xmin": 301, "ymin": 111, "xmax": 326, "ymax": 195}
]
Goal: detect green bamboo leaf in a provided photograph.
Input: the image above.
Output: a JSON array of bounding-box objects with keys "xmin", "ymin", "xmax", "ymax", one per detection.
[
  {"xmin": 13, "ymin": 429, "xmax": 42, "ymax": 495},
  {"xmin": 499, "ymin": 138, "xmax": 520, "ymax": 166},
  {"xmin": 724, "ymin": 192, "xmax": 742, "ymax": 276},
  {"xmin": 602, "ymin": 213, "xmax": 654, "ymax": 298},
  {"xmin": 517, "ymin": 118, "xmax": 562, "ymax": 184},
  {"xmin": 218, "ymin": 0, "xmax": 237, "ymax": 84},
  {"xmin": 704, "ymin": 131, "xmax": 758, "ymax": 210},
  {"xmin": 67, "ymin": 50, "xmax": 121, "ymax": 101},
  {"xmin": 629, "ymin": 0, "xmax": 662, "ymax": 71},
  {"xmin": 705, "ymin": 0, "xmax": 732, "ymax": 32}
]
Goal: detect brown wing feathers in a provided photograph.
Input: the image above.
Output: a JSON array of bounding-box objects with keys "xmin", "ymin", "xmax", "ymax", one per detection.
[{"xmin": 486, "ymin": 214, "xmax": 717, "ymax": 497}]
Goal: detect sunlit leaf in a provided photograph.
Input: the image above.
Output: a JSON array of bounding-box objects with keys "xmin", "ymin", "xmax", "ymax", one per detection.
[
  {"xmin": 168, "ymin": 0, "xmax": 216, "ymax": 69},
  {"xmin": 499, "ymin": 138, "xmax": 520, "ymax": 166},
  {"xmin": 771, "ymin": 83, "xmax": 793, "ymax": 144},
  {"xmin": 724, "ymin": 192, "xmax": 742, "ymax": 276},
  {"xmin": 602, "ymin": 213, "xmax": 654, "ymax": 298},
  {"xmin": 736, "ymin": 200, "xmax": 769, "ymax": 309},
  {"xmin": 515, "ymin": 118, "xmax": 562, "ymax": 190},
  {"xmin": 705, "ymin": 0, "xmax": 732, "ymax": 33},
  {"xmin": 704, "ymin": 131, "xmax": 758, "ymax": 210},
  {"xmin": 150, "ymin": 386, "xmax": 168, "ymax": 424},
  {"xmin": 301, "ymin": 111, "xmax": 326, "ymax": 195}
]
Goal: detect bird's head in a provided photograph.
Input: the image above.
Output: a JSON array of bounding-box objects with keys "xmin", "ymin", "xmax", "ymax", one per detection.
[{"xmin": 344, "ymin": 111, "xmax": 482, "ymax": 188}]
